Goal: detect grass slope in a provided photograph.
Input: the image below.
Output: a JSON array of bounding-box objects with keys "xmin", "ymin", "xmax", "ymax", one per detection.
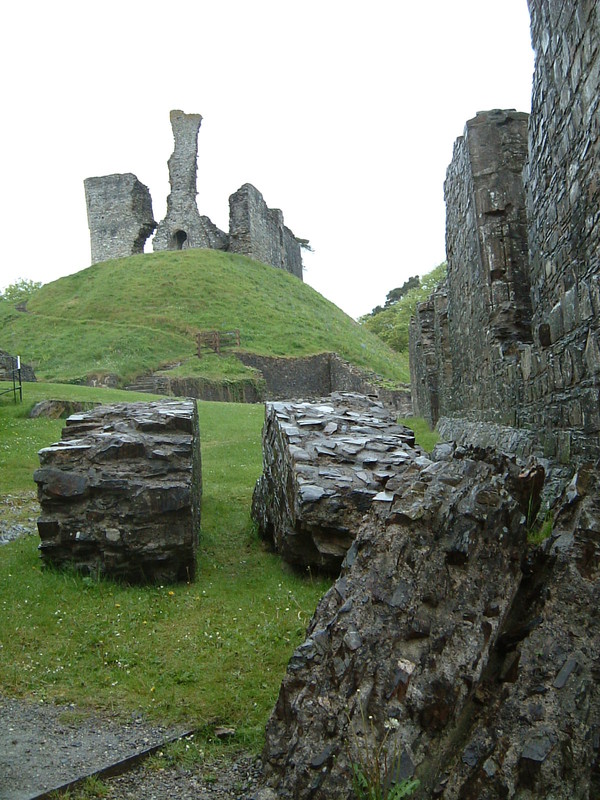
[
  {"xmin": 0, "ymin": 383, "xmax": 330, "ymax": 750},
  {"xmin": 0, "ymin": 250, "xmax": 409, "ymax": 385}
]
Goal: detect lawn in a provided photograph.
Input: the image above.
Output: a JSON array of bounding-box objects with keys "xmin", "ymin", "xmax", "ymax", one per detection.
[{"xmin": 0, "ymin": 382, "xmax": 331, "ymax": 751}]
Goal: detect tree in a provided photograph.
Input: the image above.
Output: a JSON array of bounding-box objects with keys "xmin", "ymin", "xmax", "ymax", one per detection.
[
  {"xmin": 360, "ymin": 263, "xmax": 446, "ymax": 354},
  {"xmin": 0, "ymin": 278, "xmax": 42, "ymax": 304}
]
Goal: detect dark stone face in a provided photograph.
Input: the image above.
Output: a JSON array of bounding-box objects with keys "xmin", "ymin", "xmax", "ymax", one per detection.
[
  {"xmin": 251, "ymin": 393, "xmax": 419, "ymax": 573},
  {"xmin": 410, "ymin": 2, "xmax": 600, "ymax": 464},
  {"xmin": 34, "ymin": 399, "xmax": 201, "ymax": 584}
]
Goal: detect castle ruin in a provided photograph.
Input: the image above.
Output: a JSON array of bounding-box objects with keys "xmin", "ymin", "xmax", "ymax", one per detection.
[
  {"xmin": 84, "ymin": 111, "xmax": 304, "ymax": 279},
  {"xmin": 410, "ymin": 0, "xmax": 600, "ymax": 464}
]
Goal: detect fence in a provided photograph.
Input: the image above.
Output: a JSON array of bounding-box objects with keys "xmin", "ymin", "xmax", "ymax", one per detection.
[
  {"xmin": 196, "ymin": 330, "xmax": 241, "ymax": 357},
  {"xmin": 0, "ymin": 355, "xmax": 23, "ymax": 403}
]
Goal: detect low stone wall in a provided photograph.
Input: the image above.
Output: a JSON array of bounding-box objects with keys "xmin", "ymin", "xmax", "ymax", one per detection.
[
  {"xmin": 0, "ymin": 350, "xmax": 36, "ymax": 382},
  {"xmin": 237, "ymin": 352, "xmax": 413, "ymax": 413},
  {"xmin": 251, "ymin": 393, "xmax": 419, "ymax": 573},
  {"xmin": 34, "ymin": 400, "xmax": 201, "ymax": 584}
]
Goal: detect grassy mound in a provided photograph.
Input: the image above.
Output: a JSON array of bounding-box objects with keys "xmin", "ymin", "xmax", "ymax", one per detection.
[{"xmin": 0, "ymin": 250, "xmax": 409, "ymax": 386}]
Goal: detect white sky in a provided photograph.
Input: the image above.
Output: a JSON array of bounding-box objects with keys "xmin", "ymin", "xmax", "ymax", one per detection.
[{"xmin": 0, "ymin": 0, "xmax": 534, "ymax": 319}]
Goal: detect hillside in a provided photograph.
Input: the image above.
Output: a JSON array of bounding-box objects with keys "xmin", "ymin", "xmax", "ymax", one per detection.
[{"xmin": 0, "ymin": 250, "xmax": 409, "ymax": 387}]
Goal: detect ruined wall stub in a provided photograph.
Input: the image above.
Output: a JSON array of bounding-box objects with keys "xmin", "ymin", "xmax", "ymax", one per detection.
[
  {"xmin": 521, "ymin": 0, "xmax": 600, "ymax": 459},
  {"xmin": 153, "ymin": 110, "xmax": 228, "ymax": 253},
  {"xmin": 84, "ymin": 173, "xmax": 156, "ymax": 265},
  {"xmin": 228, "ymin": 183, "xmax": 303, "ymax": 280},
  {"xmin": 34, "ymin": 399, "xmax": 201, "ymax": 584},
  {"xmin": 440, "ymin": 109, "xmax": 531, "ymax": 424}
]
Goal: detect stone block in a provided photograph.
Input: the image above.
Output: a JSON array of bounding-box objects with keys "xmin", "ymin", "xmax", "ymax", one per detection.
[
  {"xmin": 34, "ymin": 400, "xmax": 201, "ymax": 583},
  {"xmin": 251, "ymin": 393, "xmax": 418, "ymax": 573}
]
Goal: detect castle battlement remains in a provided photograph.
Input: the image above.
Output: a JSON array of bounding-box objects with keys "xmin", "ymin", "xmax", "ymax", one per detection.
[{"xmin": 84, "ymin": 111, "xmax": 305, "ymax": 279}]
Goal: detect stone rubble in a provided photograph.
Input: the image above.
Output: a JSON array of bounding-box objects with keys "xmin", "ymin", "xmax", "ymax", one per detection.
[
  {"xmin": 34, "ymin": 399, "xmax": 201, "ymax": 584},
  {"xmin": 251, "ymin": 393, "xmax": 419, "ymax": 573},
  {"xmin": 259, "ymin": 442, "xmax": 599, "ymax": 798}
]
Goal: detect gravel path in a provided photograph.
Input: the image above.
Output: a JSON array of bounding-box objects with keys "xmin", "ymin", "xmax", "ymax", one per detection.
[{"xmin": 0, "ymin": 694, "xmax": 262, "ymax": 800}]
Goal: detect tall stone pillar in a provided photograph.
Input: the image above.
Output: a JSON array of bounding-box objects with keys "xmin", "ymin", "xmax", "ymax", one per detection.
[{"xmin": 153, "ymin": 110, "xmax": 228, "ymax": 252}]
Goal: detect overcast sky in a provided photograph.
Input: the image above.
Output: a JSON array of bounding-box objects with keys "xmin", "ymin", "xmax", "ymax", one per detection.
[{"xmin": 1, "ymin": 1, "xmax": 534, "ymax": 319}]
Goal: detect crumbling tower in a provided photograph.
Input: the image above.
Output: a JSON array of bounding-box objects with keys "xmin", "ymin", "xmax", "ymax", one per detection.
[
  {"xmin": 152, "ymin": 110, "xmax": 228, "ymax": 252},
  {"xmin": 84, "ymin": 173, "xmax": 156, "ymax": 265}
]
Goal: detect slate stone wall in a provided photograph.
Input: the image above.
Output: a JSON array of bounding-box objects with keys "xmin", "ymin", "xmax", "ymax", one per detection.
[
  {"xmin": 440, "ymin": 109, "xmax": 531, "ymax": 426},
  {"xmin": 84, "ymin": 173, "xmax": 156, "ymax": 265},
  {"xmin": 520, "ymin": 0, "xmax": 600, "ymax": 460},
  {"xmin": 34, "ymin": 400, "xmax": 201, "ymax": 584},
  {"xmin": 410, "ymin": 0, "xmax": 600, "ymax": 461}
]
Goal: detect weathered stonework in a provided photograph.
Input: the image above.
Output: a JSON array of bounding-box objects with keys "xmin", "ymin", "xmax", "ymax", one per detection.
[
  {"xmin": 259, "ymin": 444, "xmax": 600, "ymax": 800},
  {"xmin": 85, "ymin": 111, "xmax": 305, "ymax": 278},
  {"xmin": 228, "ymin": 184, "xmax": 303, "ymax": 279},
  {"xmin": 34, "ymin": 400, "xmax": 201, "ymax": 584},
  {"xmin": 0, "ymin": 350, "xmax": 36, "ymax": 382},
  {"xmin": 84, "ymin": 173, "xmax": 156, "ymax": 265},
  {"xmin": 410, "ymin": 1, "xmax": 600, "ymax": 463},
  {"xmin": 251, "ymin": 393, "xmax": 418, "ymax": 572},
  {"xmin": 520, "ymin": 0, "xmax": 600, "ymax": 460},
  {"xmin": 152, "ymin": 110, "xmax": 228, "ymax": 252}
]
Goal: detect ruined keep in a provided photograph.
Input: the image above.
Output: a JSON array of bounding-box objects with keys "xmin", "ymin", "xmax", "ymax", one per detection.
[
  {"xmin": 34, "ymin": 400, "xmax": 201, "ymax": 584},
  {"xmin": 84, "ymin": 111, "xmax": 304, "ymax": 278},
  {"xmin": 84, "ymin": 173, "xmax": 156, "ymax": 265},
  {"xmin": 152, "ymin": 110, "xmax": 229, "ymax": 252},
  {"xmin": 410, "ymin": 0, "xmax": 600, "ymax": 464}
]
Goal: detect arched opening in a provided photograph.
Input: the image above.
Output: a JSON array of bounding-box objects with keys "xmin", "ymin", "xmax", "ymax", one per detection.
[{"xmin": 173, "ymin": 230, "xmax": 188, "ymax": 250}]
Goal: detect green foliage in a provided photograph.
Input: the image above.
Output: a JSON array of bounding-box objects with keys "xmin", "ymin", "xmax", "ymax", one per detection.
[
  {"xmin": 0, "ymin": 250, "xmax": 409, "ymax": 386},
  {"xmin": 398, "ymin": 417, "xmax": 439, "ymax": 453},
  {"xmin": 368, "ymin": 276, "xmax": 421, "ymax": 317},
  {"xmin": 349, "ymin": 708, "xmax": 420, "ymax": 800},
  {"xmin": 361, "ymin": 263, "xmax": 446, "ymax": 354},
  {"xmin": 0, "ymin": 278, "xmax": 42, "ymax": 305},
  {"xmin": 0, "ymin": 382, "xmax": 331, "ymax": 752},
  {"xmin": 528, "ymin": 509, "xmax": 554, "ymax": 545}
]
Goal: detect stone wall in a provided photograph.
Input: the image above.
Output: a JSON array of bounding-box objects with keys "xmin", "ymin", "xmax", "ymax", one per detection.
[
  {"xmin": 34, "ymin": 400, "xmax": 201, "ymax": 584},
  {"xmin": 410, "ymin": 0, "xmax": 600, "ymax": 462},
  {"xmin": 228, "ymin": 184, "xmax": 303, "ymax": 279},
  {"xmin": 84, "ymin": 111, "xmax": 305, "ymax": 279},
  {"xmin": 152, "ymin": 110, "xmax": 229, "ymax": 253},
  {"xmin": 0, "ymin": 350, "xmax": 36, "ymax": 382},
  {"xmin": 520, "ymin": 0, "xmax": 600, "ymax": 460},
  {"xmin": 251, "ymin": 394, "xmax": 419, "ymax": 573},
  {"xmin": 84, "ymin": 173, "xmax": 156, "ymax": 265}
]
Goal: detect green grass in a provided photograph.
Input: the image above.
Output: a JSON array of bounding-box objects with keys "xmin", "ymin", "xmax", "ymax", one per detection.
[
  {"xmin": 0, "ymin": 249, "xmax": 409, "ymax": 386},
  {"xmin": 399, "ymin": 416, "xmax": 440, "ymax": 453},
  {"xmin": 0, "ymin": 383, "xmax": 330, "ymax": 751}
]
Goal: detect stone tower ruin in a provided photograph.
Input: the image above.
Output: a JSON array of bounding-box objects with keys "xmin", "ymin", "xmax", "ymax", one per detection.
[
  {"xmin": 152, "ymin": 110, "xmax": 228, "ymax": 252},
  {"xmin": 83, "ymin": 111, "xmax": 305, "ymax": 279},
  {"xmin": 84, "ymin": 173, "xmax": 156, "ymax": 265}
]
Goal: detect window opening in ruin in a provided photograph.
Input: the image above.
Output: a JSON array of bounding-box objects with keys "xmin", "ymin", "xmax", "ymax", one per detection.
[{"xmin": 173, "ymin": 230, "xmax": 188, "ymax": 250}]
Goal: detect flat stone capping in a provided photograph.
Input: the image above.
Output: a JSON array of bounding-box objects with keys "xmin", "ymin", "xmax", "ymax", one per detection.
[
  {"xmin": 251, "ymin": 392, "xmax": 420, "ymax": 573},
  {"xmin": 34, "ymin": 399, "xmax": 201, "ymax": 584}
]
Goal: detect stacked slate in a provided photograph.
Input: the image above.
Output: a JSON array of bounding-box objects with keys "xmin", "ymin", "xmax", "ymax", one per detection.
[
  {"xmin": 251, "ymin": 392, "xmax": 420, "ymax": 572},
  {"xmin": 34, "ymin": 400, "xmax": 201, "ymax": 584}
]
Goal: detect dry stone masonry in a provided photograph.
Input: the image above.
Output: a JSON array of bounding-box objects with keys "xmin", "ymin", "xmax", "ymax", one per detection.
[
  {"xmin": 34, "ymin": 399, "xmax": 201, "ymax": 584},
  {"xmin": 251, "ymin": 393, "xmax": 419, "ymax": 573},
  {"xmin": 410, "ymin": 0, "xmax": 600, "ymax": 466},
  {"xmin": 84, "ymin": 110, "xmax": 305, "ymax": 278},
  {"xmin": 84, "ymin": 173, "xmax": 156, "ymax": 265}
]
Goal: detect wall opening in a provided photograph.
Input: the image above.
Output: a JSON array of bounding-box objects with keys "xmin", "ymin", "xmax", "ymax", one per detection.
[{"xmin": 173, "ymin": 230, "xmax": 188, "ymax": 250}]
